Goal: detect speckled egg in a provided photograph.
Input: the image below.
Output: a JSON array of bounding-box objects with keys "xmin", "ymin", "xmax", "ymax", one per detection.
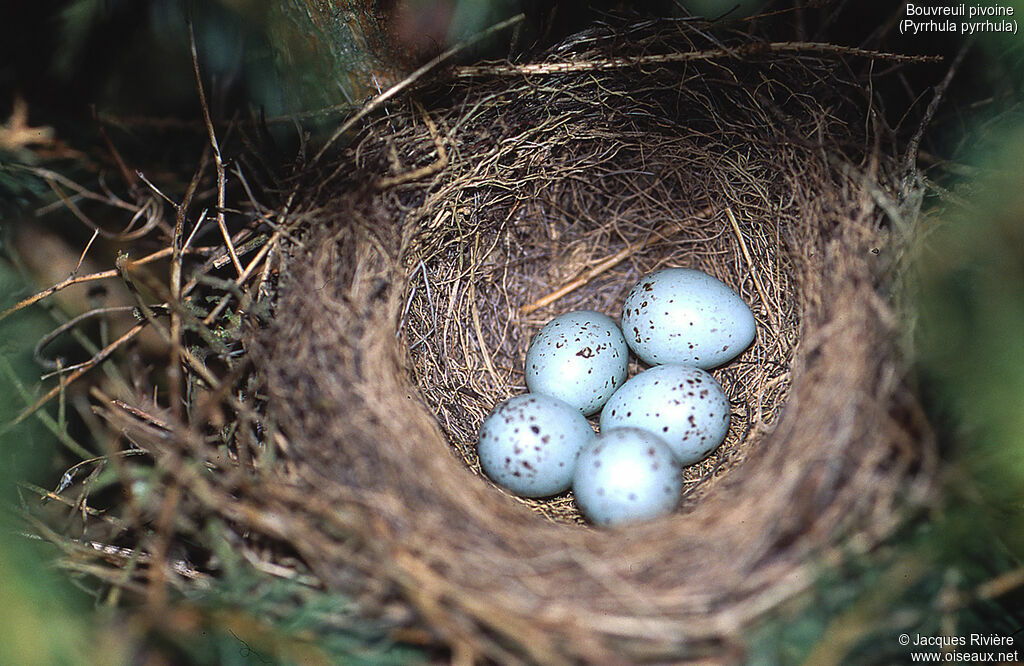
[
  {"xmin": 572, "ymin": 427, "xmax": 682, "ymax": 526},
  {"xmin": 524, "ymin": 310, "xmax": 629, "ymax": 415},
  {"xmin": 621, "ymin": 267, "xmax": 756, "ymax": 368},
  {"xmin": 478, "ymin": 394, "xmax": 595, "ymax": 498},
  {"xmin": 599, "ymin": 364, "xmax": 730, "ymax": 466}
]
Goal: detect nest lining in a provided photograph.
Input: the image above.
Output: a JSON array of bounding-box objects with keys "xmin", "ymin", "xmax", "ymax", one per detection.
[
  {"xmin": 396, "ymin": 133, "xmax": 798, "ymax": 522},
  {"xmin": 111, "ymin": 21, "xmax": 936, "ymax": 664}
]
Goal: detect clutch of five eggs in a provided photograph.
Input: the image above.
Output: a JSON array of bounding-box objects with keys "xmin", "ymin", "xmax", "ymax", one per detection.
[{"xmin": 478, "ymin": 267, "xmax": 756, "ymax": 526}]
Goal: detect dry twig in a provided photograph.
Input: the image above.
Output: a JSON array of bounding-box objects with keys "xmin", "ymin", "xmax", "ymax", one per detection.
[{"xmin": 454, "ymin": 41, "xmax": 941, "ymax": 78}]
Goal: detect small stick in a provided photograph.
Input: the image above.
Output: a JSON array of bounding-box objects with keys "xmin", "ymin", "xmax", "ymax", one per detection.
[
  {"xmin": 43, "ymin": 176, "xmax": 110, "ymax": 238},
  {"xmin": 1, "ymin": 323, "xmax": 147, "ymax": 434},
  {"xmin": 902, "ymin": 39, "xmax": 970, "ymax": 177},
  {"xmin": 188, "ymin": 15, "xmax": 243, "ymax": 277},
  {"xmin": 976, "ymin": 565, "xmax": 1024, "ymax": 601},
  {"xmin": 0, "ymin": 246, "xmax": 177, "ymax": 323},
  {"xmin": 725, "ymin": 208, "xmax": 779, "ymax": 332},
  {"xmin": 109, "ymin": 399, "xmax": 171, "ymax": 433},
  {"xmin": 211, "ymin": 231, "xmax": 268, "ymax": 269},
  {"xmin": 74, "ymin": 230, "xmax": 100, "ymax": 274},
  {"xmin": 135, "ymin": 170, "xmax": 178, "ymax": 207},
  {"xmin": 20, "ymin": 164, "xmax": 138, "ymax": 213},
  {"xmin": 21, "ymin": 481, "xmax": 123, "ymax": 522},
  {"xmin": 520, "ymin": 244, "xmax": 638, "ymax": 316},
  {"xmin": 455, "ymin": 42, "xmax": 941, "ymax": 78},
  {"xmin": 520, "ymin": 205, "xmax": 713, "ymax": 315},
  {"xmin": 35, "ymin": 305, "xmax": 138, "ymax": 372},
  {"xmin": 45, "ymin": 172, "xmax": 162, "ymax": 242},
  {"xmin": 199, "ymin": 184, "xmax": 299, "ymax": 325},
  {"xmin": 199, "ymin": 227, "xmax": 280, "ymax": 326}
]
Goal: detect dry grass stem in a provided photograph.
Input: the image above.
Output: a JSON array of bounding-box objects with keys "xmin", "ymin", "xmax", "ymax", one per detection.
[
  {"xmin": 726, "ymin": 207, "xmax": 779, "ymax": 332},
  {"xmin": 520, "ymin": 204, "xmax": 715, "ymax": 315},
  {"xmin": 454, "ymin": 41, "xmax": 941, "ymax": 78},
  {"xmin": 0, "ymin": 250, "xmax": 159, "ymax": 322}
]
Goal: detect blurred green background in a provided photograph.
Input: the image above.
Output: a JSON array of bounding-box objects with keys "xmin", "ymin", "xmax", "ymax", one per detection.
[{"xmin": 0, "ymin": 266, "xmax": 105, "ymax": 666}]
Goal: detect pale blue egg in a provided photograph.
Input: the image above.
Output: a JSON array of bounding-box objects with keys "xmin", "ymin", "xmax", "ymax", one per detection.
[
  {"xmin": 525, "ymin": 310, "xmax": 629, "ymax": 415},
  {"xmin": 621, "ymin": 268, "xmax": 755, "ymax": 368},
  {"xmin": 478, "ymin": 394, "xmax": 595, "ymax": 497},
  {"xmin": 572, "ymin": 427, "xmax": 682, "ymax": 526},
  {"xmin": 600, "ymin": 364, "xmax": 730, "ymax": 466}
]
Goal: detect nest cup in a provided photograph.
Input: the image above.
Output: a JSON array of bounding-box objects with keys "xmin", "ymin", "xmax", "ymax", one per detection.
[{"xmin": 254, "ymin": 22, "xmax": 933, "ymax": 663}]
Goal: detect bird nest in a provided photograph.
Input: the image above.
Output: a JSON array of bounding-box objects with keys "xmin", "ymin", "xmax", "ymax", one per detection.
[{"xmin": 105, "ymin": 19, "xmax": 937, "ymax": 664}]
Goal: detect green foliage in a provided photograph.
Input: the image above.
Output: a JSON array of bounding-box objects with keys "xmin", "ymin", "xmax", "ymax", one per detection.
[
  {"xmin": 0, "ymin": 549, "xmax": 93, "ymax": 666},
  {"xmin": 0, "ymin": 263, "xmax": 58, "ymax": 498},
  {"xmin": 167, "ymin": 521, "xmax": 431, "ymax": 665},
  {"xmin": 0, "ymin": 262, "xmax": 116, "ymax": 666},
  {"xmin": 916, "ymin": 123, "xmax": 1024, "ymax": 556},
  {"xmin": 747, "ymin": 524, "xmax": 1023, "ymax": 664},
  {"xmin": 746, "ymin": 549, "xmax": 918, "ymax": 665}
]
